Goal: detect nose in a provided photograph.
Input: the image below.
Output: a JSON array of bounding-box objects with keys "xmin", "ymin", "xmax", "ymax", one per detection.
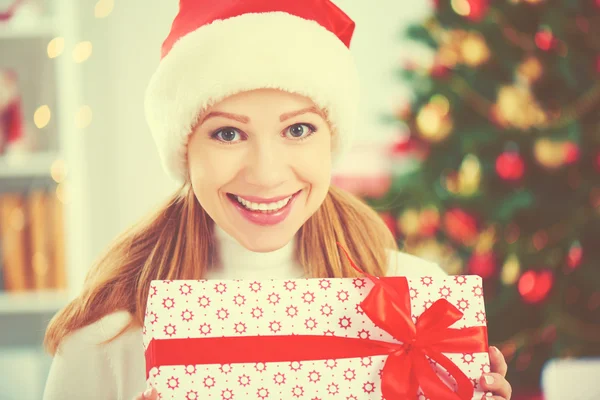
[{"xmin": 243, "ymin": 139, "xmax": 290, "ymax": 188}]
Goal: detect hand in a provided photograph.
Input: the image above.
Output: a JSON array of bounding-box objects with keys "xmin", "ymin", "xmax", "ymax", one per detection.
[
  {"xmin": 480, "ymin": 346, "xmax": 512, "ymax": 399},
  {"xmin": 133, "ymin": 387, "xmax": 158, "ymax": 400}
]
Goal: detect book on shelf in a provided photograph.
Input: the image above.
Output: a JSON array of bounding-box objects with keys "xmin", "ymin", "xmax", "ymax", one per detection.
[{"xmin": 0, "ymin": 188, "xmax": 66, "ymax": 292}]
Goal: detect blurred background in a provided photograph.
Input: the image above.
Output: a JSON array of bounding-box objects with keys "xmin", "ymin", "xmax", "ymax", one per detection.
[{"xmin": 1, "ymin": 0, "xmax": 599, "ymax": 399}]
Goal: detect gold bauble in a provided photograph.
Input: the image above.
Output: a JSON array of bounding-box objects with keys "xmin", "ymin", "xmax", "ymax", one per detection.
[
  {"xmin": 458, "ymin": 154, "xmax": 481, "ymax": 195},
  {"xmin": 461, "ymin": 33, "xmax": 491, "ymax": 67},
  {"xmin": 475, "ymin": 226, "xmax": 497, "ymax": 253},
  {"xmin": 534, "ymin": 138, "xmax": 565, "ymax": 169},
  {"xmin": 416, "ymin": 104, "xmax": 453, "ymax": 142},
  {"xmin": 518, "ymin": 56, "xmax": 543, "ymax": 82},
  {"xmin": 496, "ymin": 85, "xmax": 547, "ymax": 130},
  {"xmin": 501, "ymin": 253, "xmax": 521, "ymax": 285},
  {"xmin": 398, "ymin": 209, "xmax": 421, "ymax": 237}
]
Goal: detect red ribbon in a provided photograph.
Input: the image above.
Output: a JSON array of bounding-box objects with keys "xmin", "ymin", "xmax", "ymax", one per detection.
[{"xmin": 145, "ymin": 244, "xmax": 487, "ymax": 400}]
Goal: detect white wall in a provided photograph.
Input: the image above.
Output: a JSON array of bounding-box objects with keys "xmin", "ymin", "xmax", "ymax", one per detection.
[{"xmin": 80, "ymin": 0, "xmax": 432, "ymax": 271}]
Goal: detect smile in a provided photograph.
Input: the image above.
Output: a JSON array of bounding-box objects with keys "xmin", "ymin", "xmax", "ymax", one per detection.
[{"xmin": 226, "ymin": 190, "xmax": 302, "ymax": 226}]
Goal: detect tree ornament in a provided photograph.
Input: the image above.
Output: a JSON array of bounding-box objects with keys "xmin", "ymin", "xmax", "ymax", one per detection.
[
  {"xmin": 407, "ymin": 238, "xmax": 463, "ymax": 275},
  {"xmin": 517, "ymin": 56, "xmax": 543, "ymax": 83},
  {"xmin": 501, "ymin": 253, "xmax": 521, "ymax": 285},
  {"xmin": 468, "ymin": 250, "xmax": 497, "ymax": 279},
  {"xmin": 397, "ymin": 209, "xmax": 421, "ymax": 237},
  {"xmin": 496, "ymin": 151, "xmax": 525, "ymax": 181},
  {"xmin": 379, "ymin": 212, "xmax": 397, "ymax": 238},
  {"xmin": 430, "ymin": 61, "xmax": 452, "ymax": 79},
  {"xmin": 461, "ymin": 32, "xmax": 490, "ymax": 67},
  {"xmin": 451, "ymin": 0, "xmax": 489, "ymax": 21},
  {"xmin": 534, "ymin": 138, "xmax": 566, "ymax": 169},
  {"xmin": 518, "ymin": 270, "xmax": 554, "ymax": 304},
  {"xmin": 459, "ymin": 154, "xmax": 482, "ymax": 195},
  {"xmin": 567, "ymin": 240, "xmax": 583, "ymax": 270},
  {"xmin": 535, "ymin": 28, "xmax": 556, "ymax": 51},
  {"xmin": 419, "ymin": 206, "xmax": 441, "ymax": 236},
  {"xmin": 416, "ymin": 103, "xmax": 453, "ymax": 142},
  {"xmin": 563, "ymin": 142, "xmax": 580, "ymax": 164},
  {"xmin": 443, "ymin": 208, "xmax": 479, "ymax": 245},
  {"xmin": 495, "ymin": 85, "xmax": 547, "ymax": 130}
]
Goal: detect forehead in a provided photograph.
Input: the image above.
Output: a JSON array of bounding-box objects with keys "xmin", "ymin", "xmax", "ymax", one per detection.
[{"xmin": 209, "ymin": 89, "xmax": 324, "ymax": 116}]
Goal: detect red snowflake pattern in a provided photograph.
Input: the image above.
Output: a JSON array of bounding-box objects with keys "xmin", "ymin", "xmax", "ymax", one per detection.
[
  {"xmin": 267, "ymin": 292, "xmax": 281, "ymax": 305},
  {"xmin": 476, "ymin": 311, "xmax": 487, "ymax": 324},
  {"xmin": 286, "ymin": 305, "xmax": 299, "ymax": 317},
  {"xmin": 233, "ymin": 294, "xmax": 246, "ymax": 306},
  {"xmin": 362, "ymin": 382, "xmax": 376, "ymax": 394},
  {"xmin": 338, "ymin": 316, "xmax": 352, "ymax": 329},
  {"xmin": 302, "ymin": 291, "xmax": 315, "ymax": 304},
  {"xmin": 420, "ymin": 276, "xmax": 433, "ymax": 287},
  {"xmin": 457, "ymin": 298, "xmax": 470, "ymax": 312},
  {"xmin": 273, "ymin": 372, "xmax": 286, "ymax": 385},
  {"xmin": 203, "ymin": 376, "xmax": 215, "ymax": 388},
  {"xmin": 347, "ymin": 396, "xmax": 358, "ymax": 400},
  {"xmin": 323, "ymin": 329, "xmax": 335, "ymax": 336},
  {"xmin": 269, "ymin": 321, "xmax": 282, "ymax": 333},
  {"xmin": 291, "ymin": 385, "xmax": 304, "ymax": 398},
  {"xmin": 162, "ymin": 297, "xmax": 175, "ymax": 310},
  {"xmin": 163, "ymin": 324, "xmax": 176, "ymax": 337},
  {"xmin": 184, "ymin": 365, "xmax": 197, "ymax": 376},
  {"xmin": 216, "ymin": 308, "xmax": 230, "ymax": 320},
  {"xmin": 234, "ymin": 322, "xmax": 247, "ymax": 334},
  {"xmin": 360, "ymin": 357, "xmax": 373, "ymax": 367},
  {"xmin": 327, "ymin": 383, "xmax": 340, "ymax": 395},
  {"xmin": 320, "ymin": 304, "xmax": 333, "ymax": 316},
  {"xmin": 214, "ymin": 282, "xmax": 227, "ymax": 294},
  {"xmin": 238, "ymin": 374, "xmax": 251, "ymax": 387},
  {"xmin": 251, "ymin": 307, "xmax": 263, "ymax": 319},
  {"xmin": 179, "ymin": 283, "xmax": 192, "ymax": 295},
  {"xmin": 357, "ymin": 329, "xmax": 370, "ymax": 340},
  {"xmin": 319, "ymin": 279, "xmax": 331, "ymax": 289},
  {"xmin": 324, "ymin": 359, "xmax": 337, "ymax": 369},
  {"xmin": 410, "ymin": 287, "xmax": 419, "ymax": 299},
  {"xmin": 355, "ymin": 303, "xmax": 365, "ymax": 315},
  {"xmin": 181, "ymin": 309, "xmax": 194, "ymax": 322},
  {"xmin": 336, "ymin": 290, "xmax": 350, "ymax": 302},
  {"xmin": 149, "ymin": 311, "xmax": 158, "ymax": 325},
  {"xmin": 289, "ymin": 361, "xmax": 302, "ymax": 371},
  {"xmin": 255, "ymin": 362, "xmax": 267, "ymax": 373},
  {"xmin": 481, "ymin": 363, "xmax": 491, "ymax": 374},
  {"xmin": 219, "ymin": 364, "xmax": 232, "ymax": 374},
  {"xmin": 454, "ymin": 276, "xmax": 467, "ymax": 285},
  {"xmin": 149, "ymin": 285, "xmax": 157, "ymax": 298},
  {"xmin": 198, "ymin": 295, "xmax": 211, "ymax": 308},
  {"xmin": 308, "ymin": 370, "xmax": 321, "ymax": 383},
  {"xmin": 304, "ymin": 317, "xmax": 317, "ymax": 330},
  {"xmin": 424, "ymin": 300, "xmax": 434, "ymax": 310},
  {"xmin": 256, "ymin": 387, "xmax": 269, "ymax": 399},
  {"xmin": 352, "ymin": 278, "xmax": 366, "ymax": 289},
  {"xmin": 249, "ymin": 281, "xmax": 262, "ymax": 292},
  {"xmin": 221, "ymin": 389, "xmax": 234, "ymax": 400},
  {"xmin": 284, "ymin": 280, "xmax": 297, "ymax": 291},
  {"xmin": 199, "ymin": 323, "xmax": 212, "ymax": 336},
  {"xmin": 186, "ymin": 390, "xmax": 198, "ymax": 400},
  {"xmin": 439, "ymin": 285, "xmax": 452, "ymax": 299},
  {"xmin": 343, "ymin": 368, "xmax": 356, "ymax": 381},
  {"xmin": 472, "ymin": 285, "xmax": 484, "ymax": 297},
  {"xmin": 461, "ymin": 353, "xmax": 475, "ymax": 365},
  {"xmin": 167, "ymin": 376, "xmax": 179, "ymax": 390}
]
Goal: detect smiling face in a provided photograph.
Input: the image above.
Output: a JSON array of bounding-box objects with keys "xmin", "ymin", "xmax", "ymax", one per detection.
[{"xmin": 187, "ymin": 89, "xmax": 333, "ymax": 252}]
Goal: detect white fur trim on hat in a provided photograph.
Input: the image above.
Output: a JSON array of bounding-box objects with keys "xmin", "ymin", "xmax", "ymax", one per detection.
[{"xmin": 144, "ymin": 11, "xmax": 360, "ymax": 183}]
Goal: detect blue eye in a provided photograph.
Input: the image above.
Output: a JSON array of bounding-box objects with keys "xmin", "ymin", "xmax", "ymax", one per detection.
[
  {"xmin": 212, "ymin": 127, "xmax": 241, "ymax": 143},
  {"xmin": 285, "ymin": 123, "xmax": 317, "ymax": 140}
]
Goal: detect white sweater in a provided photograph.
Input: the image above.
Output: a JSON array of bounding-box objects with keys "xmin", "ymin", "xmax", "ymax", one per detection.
[{"xmin": 43, "ymin": 226, "xmax": 445, "ymax": 400}]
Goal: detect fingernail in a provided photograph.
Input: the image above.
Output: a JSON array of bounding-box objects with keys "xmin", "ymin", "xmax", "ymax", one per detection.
[
  {"xmin": 484, "ymin": 374, "xmax": 494, "ymax": 385},
  {"xmin": 490, "ymin": 346, "xmax": 498, "ymax": 353},
  {"xmin": 143, "ymin": 388, "xmax": 153, "ymax": 398}
]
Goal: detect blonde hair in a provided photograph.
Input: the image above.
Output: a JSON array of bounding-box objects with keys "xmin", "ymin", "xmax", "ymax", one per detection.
[{"xmin": 44, "ymin": 184, "xmax": 397, "ymax": 354}]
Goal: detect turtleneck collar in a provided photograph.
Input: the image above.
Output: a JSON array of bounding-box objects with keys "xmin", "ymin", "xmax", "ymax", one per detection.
[{"xmin": 205, "ymin": 224, "xmax": 305, "ymax": 280}]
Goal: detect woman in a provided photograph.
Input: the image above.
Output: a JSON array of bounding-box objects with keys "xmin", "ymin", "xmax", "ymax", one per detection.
[{"xmin": 43, "ymin": 1, "xmax": 512, "ymax": 399}]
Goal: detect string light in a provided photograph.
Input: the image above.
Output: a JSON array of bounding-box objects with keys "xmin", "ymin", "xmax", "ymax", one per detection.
[
  {"xmin": 73, "ymin": 41, "xmax": 93, "ymax": 63},
  {"xmin": 34, "ymin": 105, "xmax": 51, "ymax": 129},
  {"xmin": 94, "ymin": 0, "xmax": 114, "ymax": 18},
  {"xmin": 56, "ymin": 182, "xmax": 71, "ymax": 204},
  {"xmin": 47, "ymin": 37, "xmax": 65, "ymax": 58},
  {"xmin": 75, "ymin": 105, "xmax": 93, "ymax": 129},
  {"xmin": 50, "ymin": 159, "xmax": 68, "ymax": 183},
  {"xmin": 451, "ymin": 0, "xmax": 471, "ymax": 17}
]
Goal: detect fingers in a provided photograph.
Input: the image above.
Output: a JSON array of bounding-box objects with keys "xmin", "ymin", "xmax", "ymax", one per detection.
[
  {"xmin": 489, "ymin": 346, "xmax": 508, "ymax": 377},
  {"xmin": 480, "ymin": 373, "xmax": 512, "ymax": 400},
  {"xmin": 133, "ymin": 387, "xmax": 158, "ymax": 400}
]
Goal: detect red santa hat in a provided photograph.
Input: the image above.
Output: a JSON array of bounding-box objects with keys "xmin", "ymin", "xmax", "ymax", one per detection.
[{"xmin": 144, "ymin": 0, "xmax": 360, "ymax": 183}]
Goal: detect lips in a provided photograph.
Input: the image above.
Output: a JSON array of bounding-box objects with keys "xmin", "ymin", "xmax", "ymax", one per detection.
[
  {"xmin": 228, "ymin": 190, "xmax": 301, "ymax": 204},
  {"xmin": 227, "ymin": 190, "xmax": 302, "ymax": 226}
]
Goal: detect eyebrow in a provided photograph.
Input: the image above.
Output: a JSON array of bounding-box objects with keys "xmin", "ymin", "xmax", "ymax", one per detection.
[{"xmin": 199, "ymin": 106, "xmax": 325, "ymax": 125}]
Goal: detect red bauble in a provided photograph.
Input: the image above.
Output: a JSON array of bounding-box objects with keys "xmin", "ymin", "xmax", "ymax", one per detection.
[
  {"xmin": 535, "ymin": 30, "xmax": 556, "ymax": 51},
  {"xmin": 391, "ymin": 136, "xmax": 417, "ymax": 155},
  {"xmin": 518, "ymin": 270, "xmax": 554, "ymax": 304},
  {"xmin": 468, "ymin": 251, "xmax": 497, "ymax": 279},
  {"xmin": 563, "ymin": 143, "xmax": 580, "ymax": 164},
  {"xmin": 419, "ymin": 209, "xmax": 440, "ymax": 237},
  {"xmin": 496, "ymin": 152, "xmax": 525, "ymax": 181},
  {"xmin": 443, "ymin": 208, "xmax": 479, "ymax": 244},
  {"xmin": 431, "ymin": 62, "xmax": 452, "ymax": 79},
  {"xmin": 379, "ymin": 212, "xmax": 397, "ymax": 238},
  {"xmin": 466, "ymin": 0, "xmax": 489, "ymax": 22},
  {"xmin": 567, "ymin": 244, "xmax": 583, "ymax": 270}
]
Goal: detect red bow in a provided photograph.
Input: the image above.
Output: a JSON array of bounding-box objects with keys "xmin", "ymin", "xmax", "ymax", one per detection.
[{"xmin": 145, "ymin": 245, "xmax": 487, "ymax": 399}]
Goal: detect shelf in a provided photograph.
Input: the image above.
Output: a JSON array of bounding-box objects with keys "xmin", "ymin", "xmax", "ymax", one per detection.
[
  {"xmin": 0, "ymin": 18, "xmax": 57, "ymax": 39},
  {"xmin": 0, "ymin": 151, "xmax": 59, "ymax": 179},
  {"xmin": 0, "ymin": 290, "xmax": 69, "ymax": 315}
]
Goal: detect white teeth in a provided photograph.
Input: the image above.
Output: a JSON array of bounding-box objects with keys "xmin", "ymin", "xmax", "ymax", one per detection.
[{"xmin": 235, "ymin": 195, "xmax": 293, "ymax": 212}]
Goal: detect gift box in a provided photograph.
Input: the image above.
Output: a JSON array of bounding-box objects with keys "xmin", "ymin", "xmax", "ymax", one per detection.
[{"xmin": 143, "ymin": 251, "xmax": 490, "ymax": 400}]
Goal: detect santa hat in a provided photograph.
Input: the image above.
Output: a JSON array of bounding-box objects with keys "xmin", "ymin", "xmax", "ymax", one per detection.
[{"xmin": 144, "ymin": 0, "xmax": 360, "ymax": 183}]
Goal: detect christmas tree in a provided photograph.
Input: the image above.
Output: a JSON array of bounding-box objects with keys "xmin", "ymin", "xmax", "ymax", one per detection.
[{"xmin": 367, "ymin": 0, "xmax": 600, "ymax": 392}]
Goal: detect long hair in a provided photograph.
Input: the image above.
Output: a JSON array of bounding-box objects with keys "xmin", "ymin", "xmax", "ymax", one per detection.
[{"xmin": 44, "ymin": 184, "xmax": 397, "ymax": 355}]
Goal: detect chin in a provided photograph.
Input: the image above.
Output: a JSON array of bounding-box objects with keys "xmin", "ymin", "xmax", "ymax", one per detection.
[{"xmin": 237, "ymin": 230, "xmax": 296, "ymax": 253}]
